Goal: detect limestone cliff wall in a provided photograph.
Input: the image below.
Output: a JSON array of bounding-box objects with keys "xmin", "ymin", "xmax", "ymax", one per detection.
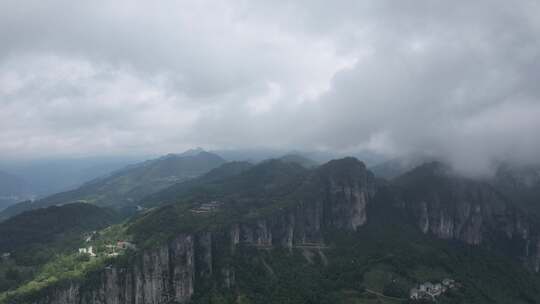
[
  {"xmin": 32, "ymin": 161, "xmax": 377, "ymax": 304},
  {"xmin": 397, "ymin": 179, "xmax": 540, "ymax": 271},
  {"xmin": 34, "ymin": 234, "xmax": 195, "ymax": 304},
  {"xmin": 31, "ymin": 159, "xmax": 540, "ymax": 304}
]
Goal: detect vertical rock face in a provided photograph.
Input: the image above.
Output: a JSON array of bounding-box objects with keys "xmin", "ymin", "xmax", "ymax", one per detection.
[
  {"xmin": 38, "ymin": 284, "xmax": 80, "ymax": 304},
  {"xmin": 254, "ymin": 219, "xmax": 272, "ymax": 246},
  {"xmin": 316, "ymin": 157, "xmax": 377, "ymax": 231},
  {"xmin": 35, "ymin": 158, "xmax": 540, "ymax": 303},
  {"xmin": 395, "ymin": 162, "xmax": 502, "ymax": 245},
  {"xmin": 169, "ymin": 234, "xmax": 195, "ymax": 303},
  {"xmin": 415, "ymin": 197, "xmax": 489, "ymax": 245},
  {"xmin": 195, "ymin": 232, "xmax": 213, "ymax": 279},
  {"xmin": 294, "ymin": 200, "xmax": 324, "ymax": 244},
  {"xmin": 394, "ymin": 162, "xmax": 540, "ymax": 271},
  {"xmin": 34, "ymin": 157, "xmax": 381, "ymax": 304},
  {"xmin": 218, "ymin": 158, "xmax": 377, "ymax": 251},
  {"xmin": 35, "ymin": 235, "xmax": 195, "ymax": 304},
  {"xmin": 142, "ymin": 245, "xmax": 171, "ymax": 303},
  {"xmin": 232, "ymin": 158, "xmax": 377, "ymax": 248}
]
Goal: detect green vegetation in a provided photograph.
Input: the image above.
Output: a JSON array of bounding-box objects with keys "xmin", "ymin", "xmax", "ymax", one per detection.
[
  {"xmin": 0, "ymin": 221, "xmax": 131, "ymax": 304},
  {"xmin": 3, "ymin": 158, "xmax": 540, "ymax": 303},
  {"xmin": 190, "ymin": 203, "xmax": 540, "ymax": 304},
  {"xmin": 0, "ymin": 151, "xmax": 226, "ymax": 220},
  {"xmin": 278, "ymin": 154, "xmax": 319, "ymax": 169},
  {"xmin": 0, "ymin": 203, "xmax": 122, "ymax": 302},
  {"xmin": 129, "ymin": 160, "xmax": 308, "ymax": 247},
  {"xmin": 129, "ymin": 159, "xmax": 540, "ymax": 304},
  {"xmin": 0, "ymin": 203, "xmax": 119, "ymax": 265},
  {"xmin": 141, "ymin": 161, "xmax": 254, "ymax": 208},
  {"xmin": 0, "ymin": 252, "xmax": 117, "ymax": 304},
  {"xmin": 0, "ymin": 260, "xmax": 31, "ymax": 294}
]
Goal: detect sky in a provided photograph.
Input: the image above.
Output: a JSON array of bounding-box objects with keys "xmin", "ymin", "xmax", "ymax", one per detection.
[{"xmin": 1, "ymin": 0, "xmax": 540, "ymax": 175}]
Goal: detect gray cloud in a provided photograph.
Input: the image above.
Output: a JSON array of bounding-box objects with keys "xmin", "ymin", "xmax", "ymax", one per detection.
[{"xmin": 1, "ymin": 0, "xmax": 540, "ymax": 175}]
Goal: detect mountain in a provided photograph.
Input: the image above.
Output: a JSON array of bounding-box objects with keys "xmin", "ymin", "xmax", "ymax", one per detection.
[
  {"xmin": 178, "ymin": 147, "xmax": 206, "ymax": 157},
  {"xmin": 4, "ymin": 158, "xmax": 540, "ymax": 303},
  {"xmin": 140, "ymin": 161, "xmax": 254, "ymax": 208},
  {"xmin": 0, "ymin": 151, "xmax": 226, "ymax": 221},
  {"xmin": 392, "ymin": 162, "xmax": 540, "ymax": 265},
  {"xmin": 369, "ymin": 156, "xmax": 432, "ymax": 180},
  {"xmin": 0, "ymin": 171, "xmax": 32, "ymax": 211},
  {"xmin": 492, "ymin": 163, "xmax": 540, "ymax": 217},
  {"xmin": 137, "ymin": 159, "xmax": 308, "ymax": 217},
  {"xmin": 278, "ymin": 154, "xmax": 319, "ymax": 168}
]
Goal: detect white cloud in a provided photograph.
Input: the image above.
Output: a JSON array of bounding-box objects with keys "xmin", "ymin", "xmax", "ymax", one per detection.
[{"xmin": 0, "ymin": 0, "xmax": 540, "ymax": 174}]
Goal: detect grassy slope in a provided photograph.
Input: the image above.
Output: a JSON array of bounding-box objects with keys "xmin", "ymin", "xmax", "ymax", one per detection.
[{"xmin": 0, "ymin": 222, "xmax": 130, "ymax": 304}]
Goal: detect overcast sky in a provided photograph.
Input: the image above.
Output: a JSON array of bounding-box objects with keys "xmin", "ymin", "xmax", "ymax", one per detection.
[{"xmin": 1, "ymin": 0, "xmax": 540, "ymax": 175}]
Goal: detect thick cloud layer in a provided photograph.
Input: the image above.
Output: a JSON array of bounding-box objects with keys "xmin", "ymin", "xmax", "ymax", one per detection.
[{"xmin": 1, "ymin": 0, "xmax": 539, "ymax": 175}]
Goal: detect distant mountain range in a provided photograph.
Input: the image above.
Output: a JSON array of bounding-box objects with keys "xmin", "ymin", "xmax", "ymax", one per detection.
[{"xmin": 0, "ymin": 151, "xmax": 226, "ymax": 221}]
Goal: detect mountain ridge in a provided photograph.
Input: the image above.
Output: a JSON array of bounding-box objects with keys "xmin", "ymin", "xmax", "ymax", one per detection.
[
  {"xmin": 0, "ymin": 151, "xmax": 226, "ymax": 221},
  {"xmin": 4, "ymin": 157, "xmax": 540, "ymax": 303}
]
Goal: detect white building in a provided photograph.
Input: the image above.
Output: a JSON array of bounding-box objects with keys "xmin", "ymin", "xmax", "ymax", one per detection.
[
  {"xmin": 410, "ymin": 279, "xmax": 456, "ymax": 301},
  {"xmin": 78, "ymin": 246, "xmax": 96, "ymax": 257}
]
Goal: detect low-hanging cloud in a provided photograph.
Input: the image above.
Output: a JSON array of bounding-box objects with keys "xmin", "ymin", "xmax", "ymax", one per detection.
[{"xmin": 1, "ymin": 0, "xmax": 540, "ymax": 175}]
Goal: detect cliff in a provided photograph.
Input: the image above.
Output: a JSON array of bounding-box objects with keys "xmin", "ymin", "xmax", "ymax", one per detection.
[
  {"xmin": 15, "ymin": 159, "xmax": 540, "ymax": 303},
  {"xmin": 23, "ymin": 158, "xmax": 377, "ymax": 304},
  {"xmin": 32, "ymin": 234, "xmax": 195, "ymax": 304},
  {"xmin": 393, "ymin": 162, "xmax": 540, "ymax": 271}
]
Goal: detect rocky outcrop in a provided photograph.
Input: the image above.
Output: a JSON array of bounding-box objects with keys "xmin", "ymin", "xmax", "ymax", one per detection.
[
  {"xmin": 31, "ymin": 158, "xmax": 540, "ymax": 304},
  {"xmin": 394, "ymin": 162, "xmax": 540, "ymax": 271},
  {"xmin": 34, "ymin": 234, "xmax": 195, "ymax": 304},
  {"xmin": 32, "ymin": 158, "xmax": 378, "ymax": 304},
  {"xmin": 317, "ymin": 157, "xmax": 377, "ymax": 231}
]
